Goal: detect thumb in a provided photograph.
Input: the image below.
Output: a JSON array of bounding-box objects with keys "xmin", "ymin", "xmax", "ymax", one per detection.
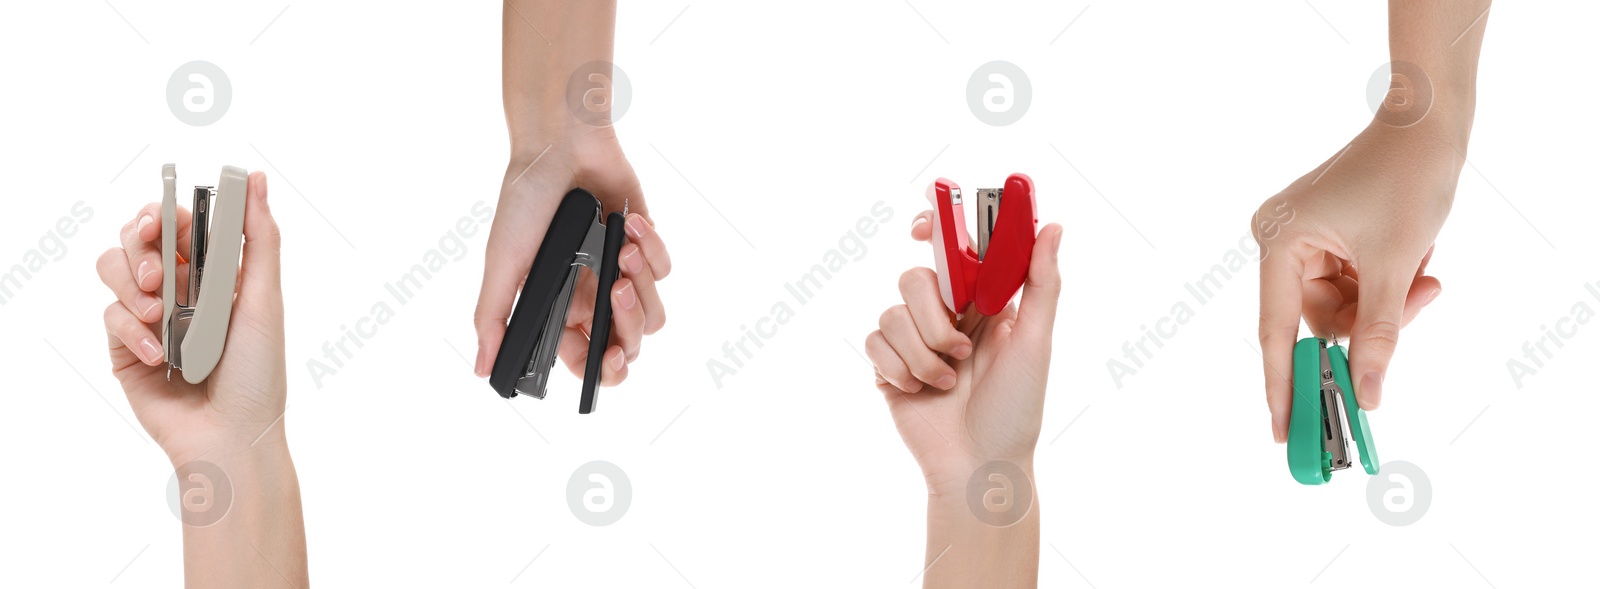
[
  {"xmin": 1347, "ymin": 260, "xmax": 1413, "ymax": 411},
  {"xmin": 240, "ymin": 171, "xmax": 282, "ymax": 299},
  {"xmin": 1014, "ymin": 223, "xmax": 1062, "ymax": 345}
]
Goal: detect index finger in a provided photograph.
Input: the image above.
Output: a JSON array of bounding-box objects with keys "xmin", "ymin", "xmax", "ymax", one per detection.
[
  {"xmin": 121, "ymin": 202, "xmax": 191, "ymax": 293},
  {"xmin": 1259, "ymin": 248, "xmax": 1305, "ymax": 444}
]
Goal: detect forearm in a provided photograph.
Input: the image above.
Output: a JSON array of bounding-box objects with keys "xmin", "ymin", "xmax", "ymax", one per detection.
[
  {"xmin": 178, "ymin": 434, "xmax": 307, "ymax": 588},
  {"xmin": 922, "ymin": 463, "xmax": 1040, "ymax": 589},
  {"xmin": 502, "ymin": 0, "xmax": 618, "ymax": 156},
  {"xmin": 1384, "ymin": 0, "xmax": 1491, "ymax": 142}
]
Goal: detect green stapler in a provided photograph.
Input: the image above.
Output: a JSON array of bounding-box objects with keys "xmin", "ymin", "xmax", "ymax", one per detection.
[{"xmin": 1287, "ymin": 337, "xmax": 1379, "ymax": 485}]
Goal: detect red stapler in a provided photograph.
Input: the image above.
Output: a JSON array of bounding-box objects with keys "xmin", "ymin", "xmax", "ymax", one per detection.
[{"xmin": 926, "ymin": 173, "xmax": 1038, "ymax": 316}]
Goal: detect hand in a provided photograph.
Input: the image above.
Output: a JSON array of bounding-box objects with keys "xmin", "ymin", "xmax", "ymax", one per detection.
[
  {"xmin": 97, "ymin": 172, "xmax": 307, "ymax": 586},
  {"xmin": 1253, "ymin": 117, "xmax": 1463, "ymax": 442},
  {"xmin": 98, "ymin": 171, "xmax": 288, "ymax": 465},
  {"xmin": 866, "ymin": 215, "xmax": 1064, "ymax": 493},
  {"xmin": 866, "ymin": 215, "xmax": 1061, "ymax": 588},
  {"xmin": 472, "ymin": 128, "xmax": 671, "ymax": 384}
]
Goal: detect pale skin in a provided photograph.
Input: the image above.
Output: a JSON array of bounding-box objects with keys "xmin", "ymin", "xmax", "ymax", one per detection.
[
  {"xmin": 474, "ymin": 0, "xmax": 672, "ymax": 383},
  {"xmin": 866, "ymin": 216, "xmax": 1064, "ymax": 589},
  {"xmin": 1255, "ymin": 0, "xmax": 1491, "ymax": 442},
  {"xmin": 97, "ymin": 172, "xmax": 308, "ymax": 588}
]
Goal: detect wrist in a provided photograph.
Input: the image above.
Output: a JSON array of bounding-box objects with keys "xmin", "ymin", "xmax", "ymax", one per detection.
[
  {"xmin": 508, "ymin": 117, "xmax": 578, "ymax": 161},
  {"xmin": 923, "ymin": 459, "xmax": 1040, "ymax": 589},
  {"xmin": 509, "ymin": 122, "xmax": 623, "ymax": 163},
  {"xmin": 165, "ymin": 425, "xmax": 290, "ymax": 473},
  {"xmin": 1369, "ymin": 65, "xmax": 1475, "ymax": 149},
  {"xmin": 926, "ymin": 457, "xmax": 1036, "ymax": 527},
  {"xmin": 925, "ymin": 452, "xmax": 1035, "ymax": 500}
]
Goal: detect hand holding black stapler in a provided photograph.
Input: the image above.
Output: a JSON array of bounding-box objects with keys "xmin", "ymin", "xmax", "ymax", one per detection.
[{"xmin": 490, "ymin": 189, "xmax": 628, "ymax": 413}]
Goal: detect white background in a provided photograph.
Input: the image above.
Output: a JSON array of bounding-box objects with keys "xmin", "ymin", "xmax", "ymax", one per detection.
[{"xmin": 2, "ymin": 1, "xmax": 1596, "ymax": 587}]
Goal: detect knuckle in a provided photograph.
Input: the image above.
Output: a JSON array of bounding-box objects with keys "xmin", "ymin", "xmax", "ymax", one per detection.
[
  {"xmin": 879, "ymin": 305, "xmax": 909, "ymax": 331},
  {"xmin": 1257, "ymin": 314, "xmax": 1275, "ymax": 342},
  {"xmin": 893, "ymin": 375, "xmax": 921, "ymax": 393},
  {"xmin": 653, "ymin": 251, "xmax": 672, "ymax": 279},
  {"xmin": 1026, "ymin": 266, "xmax": 1062, "ymax": 291},
  {"xmin": 259, "ymin": 220, "xmax": 283, "ymax": 251},
  {"xmin": 473, "ymin": 301, "xmax": 507, "ymax": 327},
  {"xmin": 561, "ymin": 351, "xmax": 586, "ymax": 377},
  {"xmin": 933, "ymin": 330, "xmax": 965, "ymax": 351},
  {"xmin": 103, "ymin": 302, "xmax": 133, "ymax": 333},
  {"xmin": 96, "ymin": 248, "xmax": 121, "ymax": 275},
  {"xmin": 1359, "ymin": 319, "xmax": 1402, "ymax": 351},
  {"xmin": 898, "ymin": 267, "xmax": 933, "ymax": 293}
]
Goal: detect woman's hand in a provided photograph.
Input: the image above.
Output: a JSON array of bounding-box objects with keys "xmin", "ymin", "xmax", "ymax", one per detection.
[
  {"xmin": 472, "ymin": 128, "xmax": 671, "ymax": 384},
  {"xmin": 98, "ymin": 171, "xmax": 287, "ymax": 465},
  {"xmin": 865, "ymin": 216, "xmax": 1062, "ymax": 589},
  {"xmin": 97, "ymin": 171, "xmax": 308, "ymax": 587}
]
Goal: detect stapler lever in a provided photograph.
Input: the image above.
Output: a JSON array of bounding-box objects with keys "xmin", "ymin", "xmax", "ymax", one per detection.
[
  {"xmin": 490, "ymin": 189, "xmax": 627, "ymax": 414},
  {"xmin": 160, "ymin": 164, "xmax": 247, "ymax": 384}
]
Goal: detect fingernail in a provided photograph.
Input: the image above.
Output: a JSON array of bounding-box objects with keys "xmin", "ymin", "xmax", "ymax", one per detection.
[
  {"xmin": 622, "ymin": 247, "xmax": 644, "ymax": 274},
  {"xmin": 616, "ymin": 282, "xmax": 637, "ymax": 310},
  {"xmin": 911, "ymin": 216, "xmax": 928, "ymax": 230},
  {"xmin": 137, "ymin": 260, "xmax": 155, "ymax": 287},
  {"xmin": 140, "ymin": 296, "xmax": 161, "ymax": 321},
  {"xmin": 1051, "ymin": 225, "xmax": 1063, "ymax": 254},
  {"xmin": 138, "ymin": 338, "xmax": 162, "ymax": 365},
  {"xmin": 473, "ymin": 346, "xmax": 488, "ymax": 378},
  {"xmin": 1424, "ymin": 288, "xmax": 1441, "ymax": 305},
  {"xmin": 934, "ymin": 375, "xmax": 956, "ymax": 389},
  {"xmin": 610, "ymin": 351, "xmax": 625, "ymax": 371},
  {"xmin": 1272, "ymin": 421, "xmax": 1287, "ymax": 444},
  {"xmin": 1359, "ymin": 371, "xmax": 1384, "ymax": 410},
  {"xmin": 136, "ymin": 215, "xmax": 153, "ymax": 234},
  {"xmin": 951, "ymin": 344, "xmax": 972, "ymax": 359},
  {"xmin": 625, "ymin": 215, "xmax": 648, "ymax": 239}
]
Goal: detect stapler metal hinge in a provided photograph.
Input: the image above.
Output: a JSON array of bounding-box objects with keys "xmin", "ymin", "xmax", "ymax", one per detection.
[
  {"xmin": 1318, "ymin": 337, "xmax": 1351, "ymax": 472},
  {"xmin": 975, "ymin": 187, "xmax": 1002, "ymax": 260},
  {"xmin": 515, "ymin": 215, "xmax": 608, "ymax": 399}
]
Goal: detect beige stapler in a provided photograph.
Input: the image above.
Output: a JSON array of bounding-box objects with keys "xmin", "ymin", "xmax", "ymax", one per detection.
[{"xmin": 159, "ymin": 164, "xmax": 247, "ymax": 383}]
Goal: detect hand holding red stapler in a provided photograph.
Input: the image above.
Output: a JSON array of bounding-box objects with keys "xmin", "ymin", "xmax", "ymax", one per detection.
[{"xmin": 863, "ymin": 172, "xmax": 1062, "ymax": 588}]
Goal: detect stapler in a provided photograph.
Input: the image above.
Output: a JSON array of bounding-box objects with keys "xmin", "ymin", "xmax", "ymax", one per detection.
[
  {"xmin": 926, "ymin": 173, "xmax": 1038, "ymax": 316},
  {"xmin": 490, "ymin": 189, "xmax": 627, "ymax": 414},
  {"xmin": 160, "ymin": 164, "xmax": 247, "ymax": 384},
  {"xmin": 1287, "ymin": 336, "xmax": 1380, "ymax": 485}
]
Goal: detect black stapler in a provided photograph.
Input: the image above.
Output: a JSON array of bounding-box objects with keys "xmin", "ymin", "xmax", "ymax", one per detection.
[{"xmin": 490, "ymin": 189, "xmax": 626, "ymax": 413}]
